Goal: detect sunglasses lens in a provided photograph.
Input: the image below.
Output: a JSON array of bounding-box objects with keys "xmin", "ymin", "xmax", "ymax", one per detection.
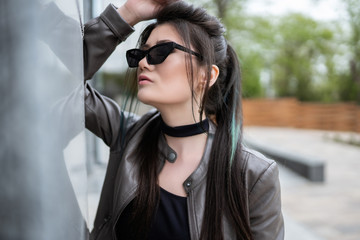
[
  {"xmin": 148, "ymin": 44, "xmax": 173, "ymax": 65},
  {"xmin": 126, "ymin": 43, "xmax": 175, "ymax": 68},
  {"xmin": 126, "ymin": 49, "xmax": 144, "ymax": 68}
]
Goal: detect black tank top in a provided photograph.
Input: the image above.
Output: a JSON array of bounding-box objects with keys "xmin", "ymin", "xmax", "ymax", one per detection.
[{"xmin": 115, "ymin": 188, "xmax": 191, "ymax": 240}]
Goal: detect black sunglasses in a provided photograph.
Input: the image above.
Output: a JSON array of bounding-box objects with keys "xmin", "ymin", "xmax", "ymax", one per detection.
[{"xmin": 126, "ymin": 41, "xmax": 202, "ymax": 68}]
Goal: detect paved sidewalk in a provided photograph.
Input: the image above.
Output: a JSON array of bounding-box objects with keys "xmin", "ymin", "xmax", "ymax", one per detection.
[
  {"xmin": 87, "ymin": 127, "xmax": 360, "ymax": 239},
  {"xmin": 244, "ymin": 127, "xmax": 360, "ymax": 240}
]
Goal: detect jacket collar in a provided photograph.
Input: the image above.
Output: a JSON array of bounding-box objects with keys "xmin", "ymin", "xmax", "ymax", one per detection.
[{"xmin": 157, "ymin": 119, "xmax": 216, "ymax": 194}]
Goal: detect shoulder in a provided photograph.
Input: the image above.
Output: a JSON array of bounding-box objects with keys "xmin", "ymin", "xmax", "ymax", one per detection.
[
  {"xmin": 241, "ymin": 146, "xmax": 284, "ymax": 239},
  {"xmin": 241, "ymin": 146, "xmax": 280, "ymax": 196}
]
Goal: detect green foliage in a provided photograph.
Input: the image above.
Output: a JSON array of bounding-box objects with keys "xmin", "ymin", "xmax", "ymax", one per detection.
[
  {"xmin": 337, "ymin": 73, "xmax": 360, "ymax": 101},
  {"xmin": 239, "ymin": 52, "xmax": 264, "ymax": 98},
  {"xmin": 221, "ymin": 0, "xmax": 359, "ymax": 102},
  {"xmin": 271, "ymin": 14, "xmax": 338, "ymax": 101},
  {"xmin": 345, "ymin": 0, "xmax": 360, "ymax": 103},
  {"xmin": 186, "ymin": 0, "xmax": 360, "ymax": 102},
  {"xmin": 346, "ymin": 0, "xmax": 360, "ymax": 57},
  {"xmin": 224, "ymin": 12, "xmax": 274, "ymax": 98}
]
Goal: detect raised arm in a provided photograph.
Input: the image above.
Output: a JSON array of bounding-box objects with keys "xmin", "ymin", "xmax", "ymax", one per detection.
[
  {"xmin": 83, "ymin": 4, "xmax": 134, "ymax": 80},
  {"xmin": 83, "ymin": 0, "xmax": 178, "ymax": 80},
  {"xmin": 84, "ymin": 0, "xmax": 178, "ymax": 147}
]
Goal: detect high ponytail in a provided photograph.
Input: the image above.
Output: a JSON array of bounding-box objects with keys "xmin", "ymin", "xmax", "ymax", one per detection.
[{"xmin": 201, "ymin": 44, "xmax": 252, "ymax": 240}]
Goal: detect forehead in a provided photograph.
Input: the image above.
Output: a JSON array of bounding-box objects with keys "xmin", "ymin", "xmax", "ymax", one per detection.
[{"xmin": 145, "ymin": 23, "xmax": 183, "ymax": 47}]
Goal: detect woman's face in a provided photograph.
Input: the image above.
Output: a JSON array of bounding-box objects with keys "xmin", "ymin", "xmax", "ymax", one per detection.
[{"xmin": 136, "ymin": 23, "xmax": 199, "ymax": 110}]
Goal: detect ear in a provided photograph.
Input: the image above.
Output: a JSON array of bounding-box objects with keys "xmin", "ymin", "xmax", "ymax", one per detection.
[
  {"xmin": 197, "ymin": 64, "xmax": 220, "ymax": 91},
  {"xmin": 209, "ymin": 64, "xmax": 220, "ymax": 87}
]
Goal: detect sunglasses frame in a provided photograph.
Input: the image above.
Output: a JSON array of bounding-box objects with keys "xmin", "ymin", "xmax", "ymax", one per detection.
[{"xmin": 126, "ymin": 41, "xmax": 202, "ymax": 68}]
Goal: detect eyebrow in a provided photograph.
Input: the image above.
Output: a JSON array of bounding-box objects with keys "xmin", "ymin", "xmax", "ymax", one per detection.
[{"xmin": 141, "ymin": 39, "xmax": 174, "ymax": 49}]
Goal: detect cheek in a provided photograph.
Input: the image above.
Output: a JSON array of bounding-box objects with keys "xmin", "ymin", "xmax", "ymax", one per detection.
[
  {"xmin": 159, "ymin": 64, "xmax": 191, "ymax": 95},
  {"xmin": 161, "ymin": 55, "xmax": 189, "ymax": 84}
]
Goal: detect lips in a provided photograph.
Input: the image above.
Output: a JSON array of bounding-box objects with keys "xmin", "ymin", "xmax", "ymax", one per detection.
[{"xmin": 138, "ymin": 75, "xmax": 153, "ymax": 84}]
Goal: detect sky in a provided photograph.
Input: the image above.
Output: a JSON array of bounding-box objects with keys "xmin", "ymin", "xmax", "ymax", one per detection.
[{"xmin": 244, "ymin": 0, "xmax": 347, "ymax": 21}]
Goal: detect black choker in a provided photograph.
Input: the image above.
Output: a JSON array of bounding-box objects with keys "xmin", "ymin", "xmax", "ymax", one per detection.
[{"xmin": 160, "ymin": 117, "xmax": 209, "ymax": 137}]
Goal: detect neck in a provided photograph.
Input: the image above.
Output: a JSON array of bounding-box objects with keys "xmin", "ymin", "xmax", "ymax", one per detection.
[
  {"xmin": 158, "ymin": 105, "xmax": 205, "ymax": 127},
  {"xmin": 158, "ymin": 106, "xmax": 208, "ymax": 157}
]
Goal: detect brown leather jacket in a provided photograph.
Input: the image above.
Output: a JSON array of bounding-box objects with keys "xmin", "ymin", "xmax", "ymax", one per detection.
[{"xmin": 84, "ymin": 4, "xmax": 284, "ymax": 240}]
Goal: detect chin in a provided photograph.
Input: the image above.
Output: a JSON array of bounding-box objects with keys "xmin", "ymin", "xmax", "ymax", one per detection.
[{"xmin": 137, "ymin": 92, "xmax": 156, "ymax": 107}]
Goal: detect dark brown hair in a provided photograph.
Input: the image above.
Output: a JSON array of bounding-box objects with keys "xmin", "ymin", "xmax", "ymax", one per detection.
[{"xmin": 126, "ymin": 2, "xmax": 252, "ymax": 239}]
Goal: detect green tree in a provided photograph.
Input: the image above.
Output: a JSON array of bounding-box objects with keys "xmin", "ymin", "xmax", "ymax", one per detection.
[
  {"xmin": 187, "ymin": 0, "xmax": 356, "ymax": 102},
  {"xmin": 345, "ymin": 0, "xmax": 360, "ymax": 103},
  {"xmin": 271, "ymin": 14, "xmax": 338, "ymax": 101},
  {"xmin": 224, "ymin": 13, "xmax": 275, "ymax": 98},
  {"xmin": 225, "ymin": 8, "xmax": 346, "ymax": 101}
]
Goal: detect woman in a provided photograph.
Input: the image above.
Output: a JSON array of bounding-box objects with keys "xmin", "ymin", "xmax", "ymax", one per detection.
[{"xmin": 84, "ymin": 0, "xmax": 284, "ymax": 239}]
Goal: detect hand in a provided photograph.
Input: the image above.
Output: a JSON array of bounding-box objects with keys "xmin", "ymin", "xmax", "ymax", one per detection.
[{"xmin": 118, "ymin": 0, "xmax": 178, "ymax": 26}]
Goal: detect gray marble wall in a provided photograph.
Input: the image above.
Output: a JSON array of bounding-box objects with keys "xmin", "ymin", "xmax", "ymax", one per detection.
[{"xmin": 0, "ymin": 0, "xmax": 88, "ymax": 239}]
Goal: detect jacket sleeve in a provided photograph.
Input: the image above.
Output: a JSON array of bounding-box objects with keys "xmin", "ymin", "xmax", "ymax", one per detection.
[
  {"xmin": 248, "ymin": 161, "xmax": 284, "ymax": 240},
  {"xmin": 83, "ymin": 5, "xmax": 138, "ymax": 148},
  {"xmin": 83, "ymin": 4, "xmax": 134, "ymax": 80},
  {"xmin": 85, "ymin": 82, "xmax": 139, "ymax": 149}
]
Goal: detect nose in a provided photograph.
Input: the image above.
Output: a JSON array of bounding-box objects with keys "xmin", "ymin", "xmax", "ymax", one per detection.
[{"xmin": 138, "ymin": 55, "xmax": 152, "ymax": 70}]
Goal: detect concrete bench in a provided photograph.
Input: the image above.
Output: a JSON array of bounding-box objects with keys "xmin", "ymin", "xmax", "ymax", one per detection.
[{"xmin": 244, "ymin": 138, "xmax": 325, "ymax": 182}]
